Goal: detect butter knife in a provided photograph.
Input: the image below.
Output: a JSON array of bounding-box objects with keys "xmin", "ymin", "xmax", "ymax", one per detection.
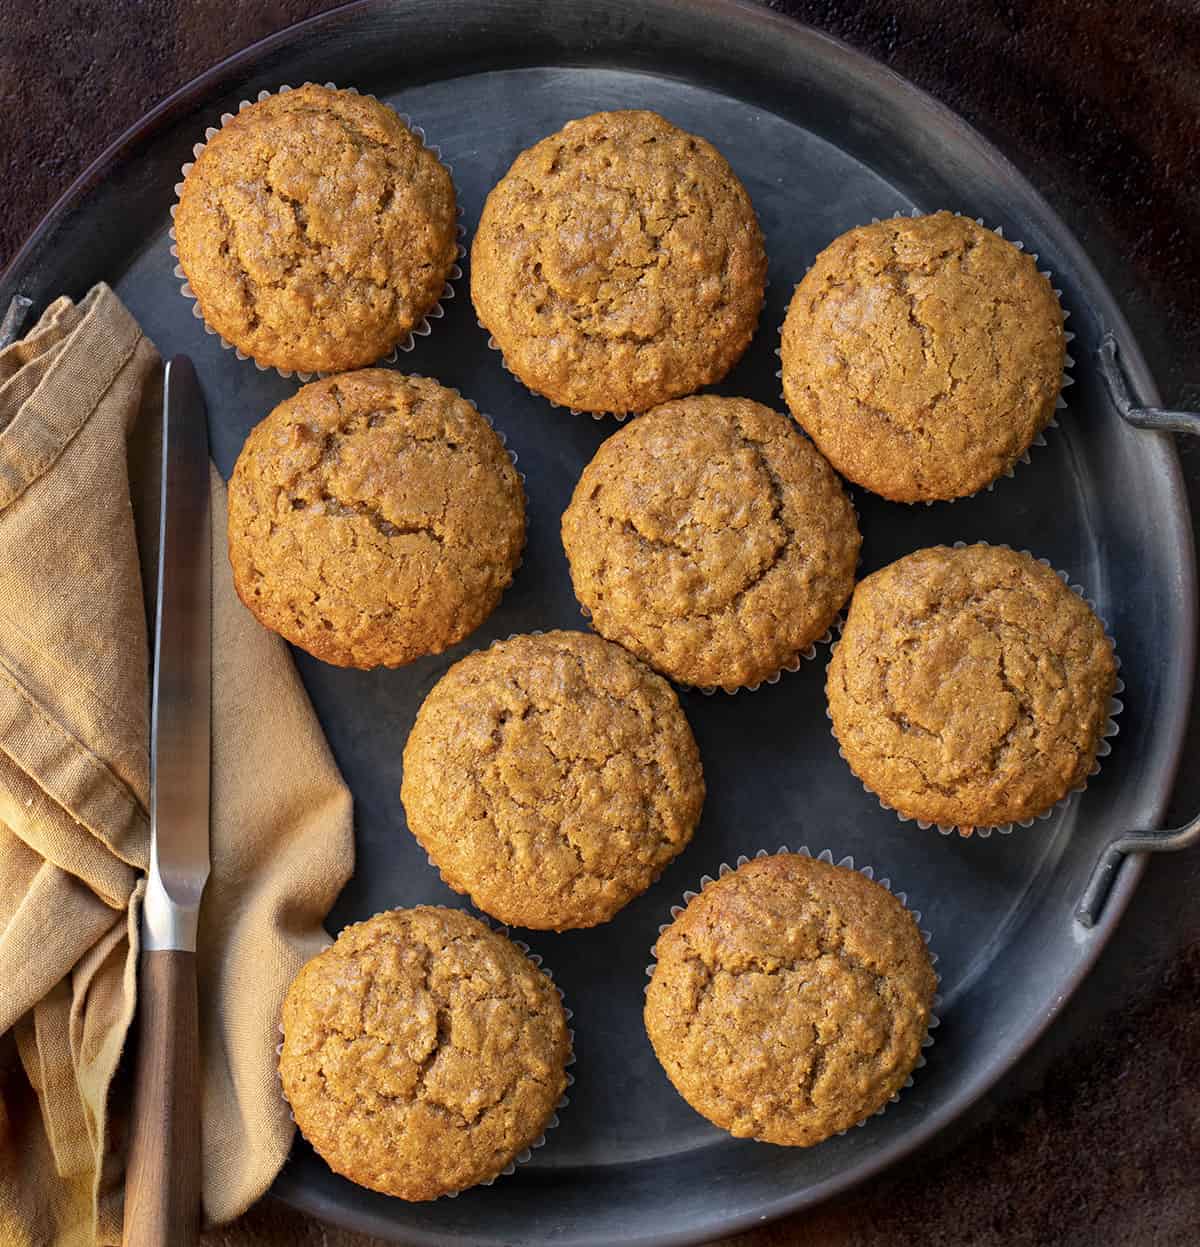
[{"xmin": 123, "ymin": 355, "xmax": 211, "ymax": 1247}]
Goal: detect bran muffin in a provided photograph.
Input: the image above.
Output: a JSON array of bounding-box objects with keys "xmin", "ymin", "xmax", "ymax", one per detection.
[
  {"xmin": 401, "ymin": 631, "xmax": 705, "ymax": 931},
  {"xmin": 227, "ymin": 370, "xmax": 524, "ymax": 669},
  {"xmin": 827, "ymin": 544, "xmax": 1118, "ymax": 831},
  {"xmin": 471, "ymin": 110, "xmax": 767, "ymax": 415},
  {"xmin": 645, "ymin": 853, "xmax": 936, "ymax": 1145},
  {"xmin": 279, "ymin": 907, "xmax": 570, "ymax": 1201},
  {"xmin": 780, "ymin": 212, "xmax": 1066, "ymax": 502},
  {"xmin": 175, "ymin": 84, "xmax": 458, "ymax": 374},
  {"xmin": 561, "ymin": 395, "xmax": 861, "ymax": 691}
]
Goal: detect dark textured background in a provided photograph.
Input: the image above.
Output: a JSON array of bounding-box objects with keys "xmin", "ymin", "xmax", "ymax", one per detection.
[{"xmin": 2, "ymin": 2, "xmax": 1197, "ymax": 1244}]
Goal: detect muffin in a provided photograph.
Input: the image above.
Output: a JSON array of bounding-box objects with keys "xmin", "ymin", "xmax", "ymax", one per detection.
[
  {"xmin": 561, "ymin": 395, "xmax": 861, "ymax": 691},
  {"xmin": 174, "ymin": 84, "xmax": 458, "ymax": 374},
  {"xmin": 827, "ymin": 544, "xmax": 1118, "ymax": 831},
  {"xmin": 227, "ymin": 370, "xmax": 524, "ymax": 668},
  {"xmin": 780, "ymin": 212, "xmax": 1066, "ymax": 502},
  {"xmin": 279, "ymin": 907, "xmax": 570, "ymax": 1201},
  {"xmin": 472, "ymin": 110, "xmax": 766, "ymax": 415},
  {"xmin": 401, "ymin": 631, "xmax": 705, "ymax": 930},
  {"xmin": 645, "ymin": 853, "xmax": 936, "ymax": 1145}
]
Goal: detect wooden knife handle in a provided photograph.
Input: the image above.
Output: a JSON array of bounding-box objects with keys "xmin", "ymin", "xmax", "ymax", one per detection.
[{"xmin": 122, "ymin": 949, "xmax": 201, "ymax": 1247}]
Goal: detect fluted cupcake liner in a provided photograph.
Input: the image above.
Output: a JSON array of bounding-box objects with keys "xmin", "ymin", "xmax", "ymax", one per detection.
[
  {"xmin": 693, "ymin": 626, "xmax": 836, "ymax": 697},
  {"xmin": 276, "ymin": 906, "xmax": 574, "ymax": 1200},
  {"xmin": 645, "ymin": 845, "xmax": 941, "ymax": 1134},
  {"xmin": 170, "ymin": 82, "xmax": 465, "ymax": 382},
  {"xmin": 477, "ymin": 323, "xmax": 637, "ymax": 423},
  {"xmin": 775, "ymin": 208, "xmax": 1076, "ymax": 505},
  {"xmin": 575, "ymin": 601, "xmax": 838, "ymax": 699},
  {"xmin": 479, "ymin": 277, "xmax": 773, "ymax": 422},
  {"xmin": 826, "ymin": 541, "xmax": 1124, "ymax": 838}
]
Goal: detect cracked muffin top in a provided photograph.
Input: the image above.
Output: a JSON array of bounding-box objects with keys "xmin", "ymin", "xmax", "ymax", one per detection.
[
  {"xmin": 279, "ymin": 906, "xmax": 570, "ymax": 1201},
  {"xmin": 827, "ymin": 544, "xmax": 1117, "ymax": 831},
  {"xmin": 471, "ymin": 110, "xmax": 767, "ymax": 415},
  {"xmin": 645, "ymin": 853, "xmax": 936, "ymax": 1146},
  {"xmin": 780, "ymin": 211, "xmax": 1065, "ymax": 502},
  {"xmin": 227, "ymin": 370, "xmax": 524, "ymax": 669},
  {"xmin": 561, "ymin": 395, "xmax": 860, "ymax": 691},
  {"xmin": 401, "ymin": 630, "xmax": 705, "ymax": 931},
  {"xmin": 175, "ymin": 84, "xmax": 458, "ymax": 374}
]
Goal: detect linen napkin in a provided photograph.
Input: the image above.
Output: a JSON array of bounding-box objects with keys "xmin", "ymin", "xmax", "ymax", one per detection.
[{"xmin": 0, "ymin": 283, "xmax": 354, "ymax": 1246}]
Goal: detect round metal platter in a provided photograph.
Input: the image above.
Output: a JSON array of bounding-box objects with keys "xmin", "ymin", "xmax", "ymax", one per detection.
[{"xmin": 2, "ymin": 2, "xmax": 1194, "ymax": 1244}]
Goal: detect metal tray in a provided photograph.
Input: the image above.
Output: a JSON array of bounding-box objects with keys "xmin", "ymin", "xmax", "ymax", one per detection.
[{"xmin": 3, "ymin": 2, "xmax": 1197, "ymax": 1244}]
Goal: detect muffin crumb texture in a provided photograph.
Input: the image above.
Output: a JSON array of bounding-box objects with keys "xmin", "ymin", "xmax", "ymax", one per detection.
[
  {"xmin": 402, "ymin": 631, "xmax": 705, "ymax": 930},
  {"xmin": 828, "ymin": 544, "xmax": 1117, "ymax": 829},
  {"xmin": 562, "ymin": 395, "xmax": 860, "ymax": 690},
  {"xmin": 175, "ymin": 83, "xmax": 458, "ymax": 373},
  {"xmin": 227, "ymin": 370, "xmax": 524, "ymax": 668},
  {"xmin": 279, "ymin": 907, "xmax": 570, "ymax": 1201},
  {"xmin": 781, "ymin": 211, "xmax": 1065, "ymax": 502},
  {"xmin": 645, "ymin": 854, "xmax": 936, "ymax": 1145},
  {"xmin": 472, "ymin": 110, "xmax": 766, "ymax": 414}
]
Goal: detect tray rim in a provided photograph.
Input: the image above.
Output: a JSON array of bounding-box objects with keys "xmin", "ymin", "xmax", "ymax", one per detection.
[{"xmin": 1, "ymin": 1, "xmax": 1193, "ymax": 1243}]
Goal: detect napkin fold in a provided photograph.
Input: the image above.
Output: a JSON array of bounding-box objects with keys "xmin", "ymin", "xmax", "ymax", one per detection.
[{"xmin": 0, "ymin": 284, "xmax": 354, "ymax": 1246}]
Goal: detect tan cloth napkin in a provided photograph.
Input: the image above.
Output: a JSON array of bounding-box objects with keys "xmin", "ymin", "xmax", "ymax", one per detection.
[{"xmin": 0, "ymin": 284, "xmax": 354, "ymax": 1246}]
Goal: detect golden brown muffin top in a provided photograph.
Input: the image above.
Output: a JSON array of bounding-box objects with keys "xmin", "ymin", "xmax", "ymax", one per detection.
[
  {"xmin": 227, "ymin": 370, "xmax": 524, "ymax": 669},
  {"xmin": 401, "ymin": 631, "xmax": 705, "ymax": 931},
  {"xmin": 827, "ymin": 544, "xmax": 1117, "ymax": 830},
  {"xmin": 175, "ymin": 84, "xmax": 458, "ymax": 373},
  {"xmin": 561, "ymin": 395, "xmax": 860, "ymax": 691},
  {"xmin": 780, "ymin": 212, "xmax": 1065, "ymax": 502},
  {"xmin": 645, "ymin": 853, "xmax": 936, "ymax": 1146},
  {"xmin": 279, "ymin": 907, "xmax": 570, "ymax": 1201},
  {"xmin": 471, "ymin": 110, "xmax": 766, "ymax": 414}
]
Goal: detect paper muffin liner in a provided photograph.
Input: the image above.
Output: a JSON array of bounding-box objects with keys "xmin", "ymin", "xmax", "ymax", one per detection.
[
  {"xmin": 169, "ymin": 82, "xmax": 465, "ymax": 382},
  {"xmin": 826, "ymin": 541, "xmax": 1124, "ymax": 838},
  {"xmin": 693, "ymin": 626, "xmax": 836, "ymax": 697},
  {"xmin": 775, "ymin": 209, "xmax": 1075, "ymax": 505},
  {"xmin": 644, "ymin": 845, "xmax": 941, "ymax": 1135},
  {"xmin": 575, "ymin": 604, "xmax": 837, "ymax": 698},
  {"xmin": 479, "ymin": 277, "xmax": 773, "ymax": 422},
  {"xmin": 276, "ymin": 906, "xmax": 574, "ymax": 1200},
  {"xmin": 478, "ymin": 323, "xmax": 636, "ymax": 423}
]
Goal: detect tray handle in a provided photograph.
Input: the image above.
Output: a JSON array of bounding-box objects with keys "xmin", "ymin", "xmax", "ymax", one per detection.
[
  {"xmin": 1077, "ymin": 814, "xmax": 1200, "ymax": 928},
  {"xmin": 1, "ymin": 294, "xmax": 34, "ymax": 350},
  {"xmin": 1098, "ymin": 332, "xmax": 1200, "ymax": 436},
  {"xmin": 1077, "ymin": 335, "xmax": 1200, "ymax": 927}
]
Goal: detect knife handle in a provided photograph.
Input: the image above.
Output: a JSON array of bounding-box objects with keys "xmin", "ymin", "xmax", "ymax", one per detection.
[{"xmin": 122, "ymin": 949, "xmax": 201, "ymax": 1247}]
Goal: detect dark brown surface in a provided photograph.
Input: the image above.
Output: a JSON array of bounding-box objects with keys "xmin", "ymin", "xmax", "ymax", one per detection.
[
  {"xmin": 2, "ymin": 2, "xmax": 1197, "ymax": 1244},
  {"xmin": 124, "ymin": 950, "xmax": 202, "ymax": 1247}
]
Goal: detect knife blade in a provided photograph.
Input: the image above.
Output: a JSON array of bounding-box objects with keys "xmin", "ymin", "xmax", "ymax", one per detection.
[
  {"xmin": 123, "ymin": 354, "xmax": 211, "ymax": 1247},
  {"xmin": 143, "ymin": 353, "xmax": 211, "ymax": 951}
]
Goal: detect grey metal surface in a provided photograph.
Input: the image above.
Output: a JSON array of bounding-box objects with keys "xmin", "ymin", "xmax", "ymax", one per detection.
[
  {"xmin": 143, "ymin": 356, "xmax": 212, "ymax": 954},
  {"xmin": 0, "ymin": 2, "xmax": 1194, "ymax": 1244}
]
